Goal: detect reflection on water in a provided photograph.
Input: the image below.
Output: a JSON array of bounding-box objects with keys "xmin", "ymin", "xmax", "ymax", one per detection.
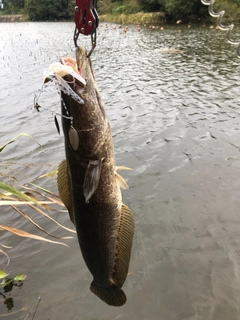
[
  {"xmin": 0, "ymin": 276, "xmax": 24, "ymax": 312},
  {"xmin": 1, "ymin": 21, "xmax": 240, "ymax": 319}
]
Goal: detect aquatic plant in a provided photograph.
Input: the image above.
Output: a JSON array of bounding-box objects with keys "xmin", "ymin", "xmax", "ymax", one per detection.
[
  {"xmin": 0, "ymin": 270, "xmax": 26, "ymax": 292},
  {"xmin": 0, "ymin": 133, "xmax": 75, "ymax": 251},
  {"xmin": 0, "ymin": 133, "xmax": 75, "ymax": 316}
]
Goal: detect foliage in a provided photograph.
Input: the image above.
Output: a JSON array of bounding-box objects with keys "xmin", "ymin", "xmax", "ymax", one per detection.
[
  {"xmin": 137, "ymin": 0, "xmax": 162, "ymax": 12},
  {"xmin": 26, "ymin": 0, "xmax": 74, "ymax": 21},
  {"xmin": 100, "ymin": 11, "xmax": 164, "ymax": 24},
  {"xmin": 99, "ymin": 0, "xmax": 240, "ymax": 23},
  {"xmin": 111, "ymin": 0, "xmax": 141, "ymax": 14},
  {"xmin": 0, "ymin": 134, "xmax": 75, "ymax": 246},
  {"xmin": 213, "ymin": 0, "xmax": 240, "ymax": 23},
  {"xmin": 0, "ymin": 132, "xmax": 40, "ymax": 153},
  {"xmin": 97, "ymin": 0, "xmax": 112, "ymax": 15},
  {"xmin": 1, "ymin": 0, "xmax": 240, "ymax": 23},
  {"xmin": 0, "ymin": 266, "xmax": 27, "ymax": 314},
  {"xmin": 0, "ymin": 271, "xmax": 26, "ymax": 289},
  {"xmin": 0, "ymin": 179, "xmax": 74, "ymax": 245},
  {"xmin": 163, "ymin": 0, "xmax": 208, "ymax": 22},
  {"xmin": 0, "ymin": 270, "xmax": 26, "ymax": 312},
  {"xmin": 1, "ymin": 0, "xmax": 24, "ymax": 14},
  {"xmin": 0, "ymin": 134, "xmax": 75, "ymax": 316}
]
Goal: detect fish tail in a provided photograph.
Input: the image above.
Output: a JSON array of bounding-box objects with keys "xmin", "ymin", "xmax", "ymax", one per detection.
[{"xmin": 90, "ymin": 281, "xmax": 126, "ymax": 307}]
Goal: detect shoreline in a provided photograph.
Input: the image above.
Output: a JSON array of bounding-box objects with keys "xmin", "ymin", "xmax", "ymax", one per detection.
[
  {"xmin": 0, "ymin": 12, "xmax": 213, "ymax": 25},
  {"xmin": 99, "ymin": 12, "xmax": 165, "ymax": 25},
  {"xmin": 0, "ymin": 14, "xmax": 23, "ymax": 22},
  {"xmin": 0, "ymin": 12, "xmax": 165, "ymax": 24}
]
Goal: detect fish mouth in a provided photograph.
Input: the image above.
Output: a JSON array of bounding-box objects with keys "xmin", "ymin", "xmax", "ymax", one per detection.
[
  {"xmin": 60, "ymin": 56, "xmax": 86, "ymax": 88},
  {"xmin": 60, "ymin": 50, "xmax": 106, "ymax": 120}
]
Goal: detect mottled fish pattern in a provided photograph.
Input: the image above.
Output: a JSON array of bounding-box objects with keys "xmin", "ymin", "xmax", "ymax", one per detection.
[{"xmin": 57, "ymin": 47, "xmax": 134, "ymax": 307}]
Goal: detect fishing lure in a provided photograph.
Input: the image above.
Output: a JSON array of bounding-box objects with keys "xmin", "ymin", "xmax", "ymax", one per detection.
[
  {"xmin": 45, "ymin": 73, "xmax": 84, "ymax": 105},
  {"xmin": 201, "ymin": 0, "xmax": 240, "ymax": 57},
  {"xmin": 33, "ymin": 61, "xmax": 84, "ymax": 136}
]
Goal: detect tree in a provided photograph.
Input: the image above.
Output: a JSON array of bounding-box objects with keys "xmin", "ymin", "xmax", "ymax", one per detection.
[
  {"xmin": 26, "ymin": 0, "xmax": 74, "ymax": 21},
  {"xmin": 3, "ymin": 0, "xmax": 24, "ymax": 13},
  {"xmin": 138, "ymin": 0, "xmax": 162, "ymax": 12},
  {"xmin": 97, "ymin": 0, "xmax": 111, "ymax": 14},
  {"xmin": 162, "ymin": 0, "xmax": 208, "ymax": 22}
]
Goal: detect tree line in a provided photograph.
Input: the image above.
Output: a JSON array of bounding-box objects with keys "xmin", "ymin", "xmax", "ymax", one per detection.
[
  {"xmin": 1, "ymin": 0, "xmax": 240, "ymax": 22},
  {"xmin": 100, "ymin": 0, "xmax": 240, "ymax": 22},
  {"xmin": 1, "ymin": 0, "xmax": 75, "ymax": 20}
]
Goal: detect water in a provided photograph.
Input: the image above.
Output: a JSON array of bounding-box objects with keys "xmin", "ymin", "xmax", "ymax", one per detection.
[{"xmin": 1, "ymin": 21, "xmax": 240, "ymax": 319}]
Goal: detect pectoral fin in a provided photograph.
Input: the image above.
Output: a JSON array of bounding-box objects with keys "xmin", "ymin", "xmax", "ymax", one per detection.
[
  {"xmin": 57, "ymin": 160, "xmax": 74, "ymax": 224},
  {"xmin": 115, "ymin": 173, "xmax": 129, "ymax": 189},
  {"xmin": 112, "ymin": 204, "xmax": 134, "ymax": 288},
  {"xmin": 116, "ymin": 166, "xmax": 132, "ymax": 171},
  {"xmin": 115, "ymin": 166, "xmax": 132, "ymax": 189},
  {"xmin": 83, "ymin": 159, "xmax": 102, "ymax": 203}
]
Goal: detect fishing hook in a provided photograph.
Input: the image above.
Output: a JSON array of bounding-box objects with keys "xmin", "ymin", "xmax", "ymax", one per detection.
[{"xmin": 201, "ymin": 0, "xmax": 240, "ymax": 57}]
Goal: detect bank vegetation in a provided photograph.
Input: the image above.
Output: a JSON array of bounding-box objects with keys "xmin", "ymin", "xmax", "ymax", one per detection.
[{"xmin": 1, "ymin": 0, "xmax": 240, "ymax": 24}]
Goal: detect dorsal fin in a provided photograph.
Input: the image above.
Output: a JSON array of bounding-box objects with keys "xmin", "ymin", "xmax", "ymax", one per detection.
[
  {"xmin": 112, "ymin": 204, "xmax": 134, "ymax": 288},
  {"xmin": 57, "ymin": 160, "xmax": 75, "ymax": 224}
]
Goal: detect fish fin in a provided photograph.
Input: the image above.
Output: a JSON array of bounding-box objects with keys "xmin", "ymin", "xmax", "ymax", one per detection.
[
  {"xmin": 115, "ymin": 173, "xmax": 129, "ymax": 189},
  {"xmin": 90, "ymin": 281, "xmax": 126, "ymax": 307},
  {"xmin": 113, "ymin": 204, "xmax": 134, "ymax": 288},
  {"xmin": 83, "ymin": 159, "xmax": 102, "ymax": 203},
  {"xmin": 116, "ymin": 166, "xmax": 132, "ymax": 171},
  {"xmin": 57, "ymin": 160, "xmax": 75, "ymax": 224}
]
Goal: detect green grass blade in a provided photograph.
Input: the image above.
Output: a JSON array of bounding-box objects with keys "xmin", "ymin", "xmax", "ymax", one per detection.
[
  {"xmin": 0, "ymin": 132, "xmax": 41, "ymax": 153},
  {"xmin": 0, "ymin": 182, "xmax": 39, "ymax": 205},
  {"xmin": 0, "ymin": 270, "xmax": 8, "ymax": 279}
]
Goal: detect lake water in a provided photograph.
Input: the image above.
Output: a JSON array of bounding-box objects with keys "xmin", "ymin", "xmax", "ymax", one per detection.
[{"xmin": 1, "ymin": 21, "xmax": 240, "ymax": 320}]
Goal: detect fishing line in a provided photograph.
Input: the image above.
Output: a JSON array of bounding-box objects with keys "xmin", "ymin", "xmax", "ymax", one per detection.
[
  {"xmin": 34, "ymin": 71, "xmax": 84, "ymax": 111},
  {"xmin": 23, "ymin": 296, "xmax": 41, "ymax": 320},
  {"xmin": 33, "ymin": 78, "xmax": 76, "ymax": 132},
  {"xmin": 201, "ymin": 0, "xmax": 240, "ymax": 57},
  {"xmin": 34, "ymin": 64, "xmax": 104, "ymax": 138},
  {"xmin": 33, "ymin": 100, "xmax": 73, "ymax": 122}
]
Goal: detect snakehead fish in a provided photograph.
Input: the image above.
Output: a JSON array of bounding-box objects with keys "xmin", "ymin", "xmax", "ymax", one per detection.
[{"xmin": 57, "ymin": 47, "xmax": 134, "ymax": 307}]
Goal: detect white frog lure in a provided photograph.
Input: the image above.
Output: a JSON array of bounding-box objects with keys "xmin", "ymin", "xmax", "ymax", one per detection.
[
  {"xmin": 43, "ymin": 60, "xmax": 86, "ymax": 105},
  {"xmin": 34, "ymin": 57, "xmax": 86, "ymax": 111}
]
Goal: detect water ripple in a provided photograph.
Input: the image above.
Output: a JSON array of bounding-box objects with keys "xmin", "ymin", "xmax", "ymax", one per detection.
[{"xmin": 2, "ymin": 22, "xmax": 240, "ymax": 320}]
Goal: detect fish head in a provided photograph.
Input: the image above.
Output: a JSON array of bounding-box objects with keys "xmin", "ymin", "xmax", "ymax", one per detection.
[
  {"xmin": 61, "ymin": 56, "xmax": 78, "ymax": 73},
  {"xmin": 61, "ymin": 48, "xmax": 106, "ymax": 120},
  {"xmin": 60, "ymin": 47, "xmax": 107, "ymax": 157},
  {"xmin": 60, "ymin": 56, "xmax": 86, "ymax": 89}
]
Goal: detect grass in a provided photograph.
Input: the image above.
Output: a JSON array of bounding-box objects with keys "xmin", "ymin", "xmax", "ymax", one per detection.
[
  {"xmin": 0, "ymin": 13, "xmax": 23, "ymax": 21},
  {"xmin": 100, "ymin": 11, "xmax": 165, "ymax": 25},
  {"xmin": 0, "ymin": 165, "xmax": 74, "ymax": 245},
  {"xmin": 0, "ymin": 134, "xmax": 75, "ymax": 318},
  {"xmin": 0, "ymin": 133, "xmax": 75, "ymax": 254}
]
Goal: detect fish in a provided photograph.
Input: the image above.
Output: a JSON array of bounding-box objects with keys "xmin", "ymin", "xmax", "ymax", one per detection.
[{"xmin": 57, "ymin": 47, "xmax": 134, "ymax": 307}]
